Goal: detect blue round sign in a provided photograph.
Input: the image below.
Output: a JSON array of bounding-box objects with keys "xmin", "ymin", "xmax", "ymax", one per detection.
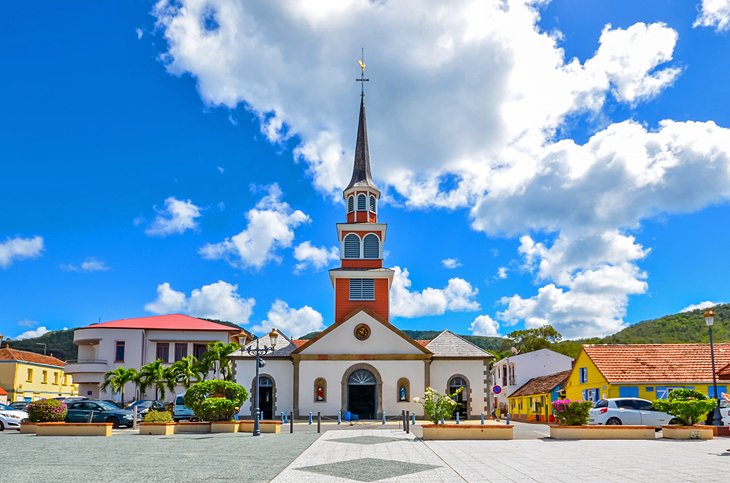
[{"xmin": 492, "ymin": 385, "xmax": 502, "ymax": 394}]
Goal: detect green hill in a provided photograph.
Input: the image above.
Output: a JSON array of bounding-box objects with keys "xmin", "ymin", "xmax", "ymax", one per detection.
[{"xmin": 4, "ymin": 329, "xmax": 77, "ymax": 360}]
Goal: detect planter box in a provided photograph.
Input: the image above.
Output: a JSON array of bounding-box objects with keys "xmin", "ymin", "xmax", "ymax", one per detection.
[
  {"xmin": 36, "ymin": 422, "xmax": 112, "ymax": 437},
  {"xmin": 175, "ymin": 421, "xmax": 211, "ymax": 434},
  {"xmin": 239, "ymin": 420, "xmax": 282, "ymax": 433},
  {"xmin": 550, "ymin": 425, "xmax": 656, "ymax": 440},
  {"xmin": 19, "ymin": 423, "xmax": 37, "ymax": 434},
  {"xmin": 421, "ymin": 424, "xmax": 514, "ymax": 440},
  {"xmin": 139, "ymin": 422, "xmax": 176, "ymax": 436},
  {"xmin": 211, "ymin": 421, "xmax": 239, "ymax": 434},
  {"xmin": 661, "ymin": 425, "xmax": 714, "ymax": 440}
]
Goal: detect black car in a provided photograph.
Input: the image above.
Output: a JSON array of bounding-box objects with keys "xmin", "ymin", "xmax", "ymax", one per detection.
[{"xmin": 65, "ymin": 400, "xmax": 138, "ymax": 428}]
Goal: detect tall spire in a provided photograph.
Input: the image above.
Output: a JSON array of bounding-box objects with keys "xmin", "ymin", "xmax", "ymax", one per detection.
[{"xmin": 346, "ymin": 52, "xmax": 378, "ymax": 193}]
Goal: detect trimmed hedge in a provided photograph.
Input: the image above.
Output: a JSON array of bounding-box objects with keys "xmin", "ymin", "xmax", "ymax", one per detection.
[
  {"xmin": 27, "ymin": 399, "xmax": 67, "ymax": 422},
  {"xmin": 184, "ymin": 380, "xmax": 248, "ymax": 422},
  {"xmin": 143, "ymin": 410, "xmax": 173, "ymax": 423}
]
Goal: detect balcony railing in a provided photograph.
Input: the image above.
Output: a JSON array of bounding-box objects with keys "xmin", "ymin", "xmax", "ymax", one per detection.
[
  {"xmin": 65, "ymin": 359, "xmax": 108, "ymax": 374},
  {"xmin": 66, "ymin": 359, "xmax": 108, "ymax": 364}
]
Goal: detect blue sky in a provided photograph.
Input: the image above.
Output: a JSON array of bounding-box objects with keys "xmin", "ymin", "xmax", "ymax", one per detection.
[{"xmin": 2, "ymin": 0, "xmax": 730, "ymax": 341}]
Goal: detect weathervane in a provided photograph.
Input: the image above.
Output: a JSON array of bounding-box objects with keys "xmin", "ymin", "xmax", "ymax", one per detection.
[{"xmin": 356, "ymin": 48, "xmax": 369, "ymax": 98}]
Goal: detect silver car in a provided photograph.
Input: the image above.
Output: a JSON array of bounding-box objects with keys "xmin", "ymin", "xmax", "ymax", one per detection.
[
  {"xmin": 0, "ymin": 403, "xmax": 29, "ymax": 431},
  {"xmin": 589, "ymin": 398, "xmax": 679, "ymax": 428}
]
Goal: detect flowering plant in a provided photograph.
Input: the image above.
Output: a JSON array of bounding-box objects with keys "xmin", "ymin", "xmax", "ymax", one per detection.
[
  {"xmin": 416, "ymin": 386, "xmax": 464, "ymax": 424},
  {"xmin": 551, "ymin": 399, "xmax": 593, "ymax": 426},
  {"xmin": 27, "ymin": 399, "xmax": 68, "ymax": 422}
]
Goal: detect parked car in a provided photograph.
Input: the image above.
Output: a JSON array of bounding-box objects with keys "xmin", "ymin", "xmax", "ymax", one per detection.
[
  {"xmin": 65, "ymin": 400, "xmax": 138, "ymax": 428},
  {"xmin": 125, "ymin": 400, "xmax": 166, "ymax": 416},
  {"xmin": 173, "ymin": 393, "xmax": 196, "ymax": 422},
  {"xmin": 54, "ymin": 396, "xmax": 87, "ymax": 405},
  {"xmin": 719, "ymin": 399, "xmax": 729, "ymax": 425},
  {"xmin": 0, "ymin": 403, "xmax": 29, "ymax": 431},
  {"xmin": 589, "ymin": 398, "xmax": 679, "ymax": 428},
  {"xmin": 9, "ymin": 401, "xmax": 28, "ymax": 412}
]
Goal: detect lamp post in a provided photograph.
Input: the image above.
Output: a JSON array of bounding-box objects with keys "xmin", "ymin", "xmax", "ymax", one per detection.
[
  {"xmin": 703, "ymin": 309, "xmax": 724, "ymax": 427},
  {"xmin": 239, "ymin": 329, "xmax": 278, "ymax": 436}
]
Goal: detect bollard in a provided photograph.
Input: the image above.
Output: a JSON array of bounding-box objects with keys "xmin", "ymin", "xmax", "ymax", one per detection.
[
  {"xmin": 290, "ymin": 412, "xmax": 294, "ymax": 433},
  {"xmin": 456, "ymin": 412, "xmax": 460, "ymax": 424},
  {"xmin": 506, "ymin": 413, "xmax": 510, "ymax": 425},
  {"xmin": 401, "ymin": 410, "xmax": 405, "ymax": 430},
  {"xmin": 439, "ymin": 418, "xmax": 444, "ymax": 425},
  {"xmin": 317, "ymin": 412, "xmax": 321, "ymax": 433},
  {"xmin": 481, "ymin": 413, "xmax": 485, "ymax": 425},
  {"xmin": 309, "ymin": 412, "xmax": 313, "ymax": 425},
  {"xmin": 405, "ymin": 411, "xmax": 410, "ymax": 434},
  {"xmin": 337, "ymin": 411, "xmax": 341, "ymax": 425},
  {"xmin": 281, "ymin": 412, "xmax": 285, "ymax": 423},
  {"xmin": 88, "ymin": 410, "xmax": 94, "ymax": 423},
  {"xmin": 133, "ymin": 407, "xmax": 138, "ymax": 430},
  {"xmin": 382, "ymin": 411, "xmax": 386, "ymax": 425},
  {"xmin": 285, "ymin": 412, "xmax": 289, "ymax": 424},
  {"xmin": 411, "ymin": 412, "xmax": 416, "ymax": 426}
]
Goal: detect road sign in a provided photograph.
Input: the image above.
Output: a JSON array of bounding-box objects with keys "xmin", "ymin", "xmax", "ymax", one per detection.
[{"xmin": 493, "ymin": 385, "xmax": 502, "ymax": 394}]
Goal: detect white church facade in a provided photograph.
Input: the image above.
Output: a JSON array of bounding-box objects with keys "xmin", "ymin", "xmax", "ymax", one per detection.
[{"xmin": 232, "ymin": 85, "xmax": 493, "ymax": 420}]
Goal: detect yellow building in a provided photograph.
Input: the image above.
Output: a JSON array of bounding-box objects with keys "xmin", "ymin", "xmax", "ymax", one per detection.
[
  {"xmin": 0, "ymin": 346, "xmax": 77, "ymax": 402},
  {"xmin": 508, "ymin": 370, "xmax": 571, "ymax": 423},
  {"xmin": 566, "ymin": 343, "xmax": 730, "ymax": 403}
]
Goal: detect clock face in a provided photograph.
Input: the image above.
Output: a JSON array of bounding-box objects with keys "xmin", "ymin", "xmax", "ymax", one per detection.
[{"xmin": 354, "ymin": 323, "xmax": 371, "ymax": 341}]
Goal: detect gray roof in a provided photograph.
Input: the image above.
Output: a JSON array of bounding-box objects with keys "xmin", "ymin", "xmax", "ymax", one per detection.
[
  {"xmin": 229, "ymin": 331, "xmax": 297, "ymax": 358},
  {"xmin": 345, "ymin": 97, "xmax": 379, "ymax": 193},
  {"xmin": 425, "ymin": 330, "xmax": 494, "ymax": 358}
]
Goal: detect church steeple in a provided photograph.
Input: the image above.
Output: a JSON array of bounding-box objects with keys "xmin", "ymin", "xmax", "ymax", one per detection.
[{"xmin": 345, "ymin": 96, "xmax": 378, "ymax": 193}]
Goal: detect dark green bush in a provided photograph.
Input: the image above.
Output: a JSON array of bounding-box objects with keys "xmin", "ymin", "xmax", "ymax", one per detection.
[
  {"xmin": 552, "ymin": 400, "xmax": 594, "ymax": 426},
  {"xmin": 196, "ymin": 398, "xmax": 239, "ymax": 422},
  {"xmin": 653, "ymin": 388, "xmax": 717, "ymax": 425},
  {"xmin": 143, "ymin": 410, "xmax": 173, "ymax": 423},
  {"xmin": 184, "ymin": 380, "xmax": 248, "ymax": 422},
  {"xmin": 27, "ymin": 399, "xmax": 67, "ymax": 422}
]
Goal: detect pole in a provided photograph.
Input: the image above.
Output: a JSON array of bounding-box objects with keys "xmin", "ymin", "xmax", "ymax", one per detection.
[
  {"xmin": 309, "ymin": 412, "xmax": 312, "ymax": 425},
  {"xmin": 708, "ymin": 325, "xmax": 723, "ymax": 426},
  {"xmin": 317, "ymin": 411, "xmax": 321, "ymax": 433},
  {"xmin": 133, "ymin": 406, "xmax": 138, "ymax": 430},
  {"xmin": 405, "ymin": 411, "xmax": 410, "ymax": 434},
  {"xmin": 253, "ymin": 339, "xmax": 261, "ymax": 436},
  {"xmin": 290, "ymin": 411, "xmax": 294, "ymax": 433}
]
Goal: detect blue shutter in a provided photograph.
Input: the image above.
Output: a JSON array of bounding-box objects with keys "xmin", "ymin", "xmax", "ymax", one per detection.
[
  {"xmin": 619, "ymin": 386, "xmax": 639, "ymax": 398},
  {"xmin": 369, "ymin": 195, "xmax": 376, "ymax": 212},
  {"xmin": 344, "ymin": 234, "xmax": 360, "ymax": 259},
  {"xmin": 347, "ymin": 196, "xmax": 354, "ymax": 213},
  {"xmin": 357, "ymin": 194, "xmax": 367, "ymax": 211},
  {"xmin": 363, "ymin": 234, "xmax": 379, "ymax": 259}
]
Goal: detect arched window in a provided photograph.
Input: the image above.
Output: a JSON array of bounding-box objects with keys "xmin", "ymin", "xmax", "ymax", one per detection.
[
  {"xmin": 259, "ymin": 376, "xmax": 273, "ymax": 387},
  {"xmin": 448, "ymin": 375, "xmax": 469, "ymax": 419},
  {"xmin": 363, "ymin": 234, "xmax": 380, "ymax": 259},
  {"xmin": 314, "ymin": 377, "xmax": 327, "ymax": 402},
  {"xmin": 344, "ymin": 234, "xmax": 361, "ymax": 259},
  {"xmin": 369, "ymin": 195, "xmax": 376, "ymax": 212},
  {"xmin": 397, "ymin": 377, "xmax": 410, "ymax": 402},
  {"xmin": 357, "ymin": 194, "xmax": 367, "ymax": 211},
  {"xmin": 347, "ymin": 196, "xmax": 354, "ymax": 213}
]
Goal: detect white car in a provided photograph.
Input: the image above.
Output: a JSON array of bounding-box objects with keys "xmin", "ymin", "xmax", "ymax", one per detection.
[
  {"xmin": 0, "ymin": 403, "xmax": 29, "ymax": 431},
  {"xmin": 589, "ymin": 398, "xmax": 679, "ymax": 428}
]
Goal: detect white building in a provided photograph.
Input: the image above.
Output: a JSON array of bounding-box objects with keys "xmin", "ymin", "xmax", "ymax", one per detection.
[
  {"xmin": 232, "ymin": 88, "xmax": 493, "ymax": 420},
  {"xmin": 490, "ymin": 348, "xmax": 573, "ymax": 414},
  {"xmin": 67, "ymin": 314, "xmax": 241, "ymax": 401}
]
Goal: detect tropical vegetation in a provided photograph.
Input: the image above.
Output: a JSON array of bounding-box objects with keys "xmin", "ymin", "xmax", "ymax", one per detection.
[
  {"xmin": 652, "ymin": 388, "xmax": 718, "ymax": 426},
  {"xmin": 551, "ymin": 400, "xmax": 593, "ymax": 426},
  {"xmin": 143, "ymin": 410, "xmax": 174, "ymax": 423},
  {"xmin": 26, "ymin": 399, "xmax": 67, "ymax": 422},
  {"xmin": 100, "ymin": 367, "xmax": 139, "ymax": 406},
  {"xmin": 183, "ymin": 380, "xmax": 248, "ymax": 421},
  {"xmin": 417, "ymin": 386, "xmax": 464, "ymax": 424}
]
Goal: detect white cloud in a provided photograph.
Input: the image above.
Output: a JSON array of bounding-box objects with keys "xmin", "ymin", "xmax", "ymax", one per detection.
[
  {"xmin": 390, "ymin": 266, "xmax": 480, "ymax": 318},
  {"xmin": 200, "ymin": 184, "xmax": 309, "ymax": 269},
  {"xmin": 695, "ymin": 0, "xmax": 730, "ymax": 32},
  {"xmin": 60, "ymin": 257, "xmax": 110, "ymax": 272},
  {"xmin": 145, "ymin": 197, "xmax": 202, "ymax": 236},
  {"xmin": 144, "ymin": 280, "xmax": 255, "ymax": 323},
  {"xmin": 0, "ymin": 236, "xmax": 44, "ymax": 268},
  {"xmin": 441, "ymin": 258, "xmax": 462, "ymax": 269},
  {"xmin": 136, "ymin": 27, "xmax": 144, "ymax": 39},
  {"xmin": 497, "ymin": 267, "xmax": 508, "ymax": 279},
  {"xmin": 681, "ymin": 300, "xmax": 721, "ymax": 313},
  {"xmin": 469, "ymin": 314, "xmax": 500, "ymax": 337},
  {"xmin": 294, "ymin": 241, "xmax": 338, "ymax": 273},
  {"xmin": 15, "ymin": 326, "xmax": 49, "ymax": 341},
  {"xmin": 17, "ymin": 319, "xmax": 38, "ymax": 328},
  {"xmin": 252, "ymin": 299, "xmax": 324, "ymax": 338}
]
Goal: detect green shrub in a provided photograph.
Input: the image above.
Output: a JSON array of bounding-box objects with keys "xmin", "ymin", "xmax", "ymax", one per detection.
[
  {"xmin": 143, "ymin": 410, "xmax": 173, "ymax": 423},
  {"xmin": 418, "ymin": 386, "xmax": 463, "ymax": 424},
  {"xmin": 27, "ymin": 399, "xmax": 67, "ymax": 422},
  {"xmin": 184, "ymin": 380, "xmax": 248, "ymax": 422},
  {"xmin": 551, "ymin": 399, "xmax": 593, "ymax": 426},
  {"xmin": 652, "ymin": 388, "xmax": 717, "ymax": 426}
]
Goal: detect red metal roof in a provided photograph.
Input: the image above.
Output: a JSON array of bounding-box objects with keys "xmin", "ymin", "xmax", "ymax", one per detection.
[
  {"xmin": 291, "ymin": 340, "xmax": 307, "ymax": 348},
  {"xmin": 81, "ymin": 314, "xmax": 240, "ymax": 332},
  {"xmin": 0, "ymin": 386, "xmax": 8, "ymax": 395},
  {"xmin": 0, "ymin": 347, "xmax": 66, "ymax": 367}
]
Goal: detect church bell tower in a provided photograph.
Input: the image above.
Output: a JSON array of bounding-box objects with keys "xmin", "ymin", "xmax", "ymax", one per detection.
[{"xmin": 329, "ymin": 59, "xmax": 394, "ymax": 323}]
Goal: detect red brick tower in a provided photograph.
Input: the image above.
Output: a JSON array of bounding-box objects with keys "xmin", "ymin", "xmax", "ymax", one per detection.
[{"xmin": 329, "ymin": 84, "xmax": 394, "ymax": 323}]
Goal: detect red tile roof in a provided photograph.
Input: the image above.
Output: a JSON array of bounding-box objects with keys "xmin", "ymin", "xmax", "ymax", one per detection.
[
  {"xmin": 291, "ymin": 340, "xmax": 307, "ymax": 348},
  {"xmin": 0, "ymin": 347, "xmax": 66, "ymax": 367},
  {"xmin": 511, "ymin": 370, "xmax": 571, "ymax": 398},
  {"xmin": 583, "ymin": 343, "xmax": 730, "ymax": 383},
  {"xmin": 80, "ymin": 314, "xmax": 240, "ymax": 332},
  {"xmin": 416, "ymin": 340, "xmax": 431, "ymax": 347},
  {"xmin": 718, "ymin": 363, "xmax": 730, "ymax": 380},
  {"xmin": 0, "ymin": 386, "xmax": 8, "ymax": 395}
]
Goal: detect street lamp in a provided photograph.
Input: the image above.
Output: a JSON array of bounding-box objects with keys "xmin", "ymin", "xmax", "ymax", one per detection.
[
  {"xmin": 703, "ymin": 309, "xmax": 724, "ymax": 427},
  {"xmin": 239, "ymin": 329, "xmax": 278, "ymax": 436}
]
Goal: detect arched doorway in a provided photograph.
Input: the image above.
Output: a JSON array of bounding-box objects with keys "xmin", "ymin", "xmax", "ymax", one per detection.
[
  {"xmin": 347, "ymin": 369, "xmax": 377, "ymax": 419},
  {"xmin": 448, "ymin": 375, "xmax": 469, "ymax": 419},
  {"xmin": 250, "ymin": 375, "xmax": 275, "ymax": 419}
]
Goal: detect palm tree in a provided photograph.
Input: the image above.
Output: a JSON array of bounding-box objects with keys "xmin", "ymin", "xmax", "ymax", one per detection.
[
  {"xmin": 169, "ymin": 355, "xmax": 204, "ymax": 389},
  {"xmin": 202, "ymin": 341, "xmax": 240, "ymax": 380},
  {"xmin": 99, "ymin": 367, "xmax": 136, "ymax": 405},
  {"xmin": 139, "ymin": 359, "xmax": 176, "ymax": 401}
]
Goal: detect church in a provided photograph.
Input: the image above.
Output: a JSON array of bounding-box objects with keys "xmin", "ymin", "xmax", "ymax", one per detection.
[{"xmin": 232, "ymin": 84, "xmax": 493, "ymax": 420}]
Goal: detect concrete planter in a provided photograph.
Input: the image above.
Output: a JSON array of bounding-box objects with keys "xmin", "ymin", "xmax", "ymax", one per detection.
[
  {"xmin": 35, "ymin": 422, "xmax": 112, "ymax": 437},
  {"xmin": 139, "ymin": 422, "xmax": 176, "ymax": 436},
  {"xmin": 19, "ymin": 423, "xmax": 37, "ymax": 434},
  {"xmin": 661, "ymin": 425, "xmax": 714, "ymax": 440},
  {"xmin": 211, "ymin": 421, "xmax": 239, "ymax": 433},
  {"xmin": 421, "ymin": 424, "xmax": 514, "ymax": 440},
  {"xmin": 550, "ymin": 425, "xmax": 656, "ymax": 440},
  {"xmin": 175, "ymin": 421, "xmax": 211, "ymax": 434},
  {"xmin": 239, "ymin": 420, "xmax": 282, "ymax": 433}
]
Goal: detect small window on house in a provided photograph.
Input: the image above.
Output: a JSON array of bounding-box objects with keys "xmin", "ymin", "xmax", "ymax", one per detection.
[
  {"xmin": 115, "ymin": 341, "xmax": 125, "ymax": 362},
  {"xmin": 314, "ymin": 377, "xmax": 327, "ymax": 402},
  {"xmin": 344, "ymin": 234, "xmax": 361, "ymax": 259},
  {"xmin": 156, "ymin": 343, "xmax": 170, "ymax": 363},
  {"xmin": 42, "ymin": 371, "xmax": 48, "ymax": 384},
  {"xmin": 26, "ymin": 369, "xmax": 33, "ymax": 382},
  {"xmin": 579, "ymin": 367, "xmax": 588, "ymax": 383},
  {"xmin": 369, "ymin": 195, "xmax": 376, "ymax": 212},
  {"xmin": 363, "ymin": 234, "xmax": 379, "ymax": 259},
  {"xmin": 397, "ymin": 378, "xmax": 410, "ymax": 402},
  {"xmin": 349, "ymin": 279, "xmax": 375, "ymax": 300},
  {"xmin": 174, "ymin": 343, "xmax": 188, "ymax": 362},
  {"xmin": 193, "ymin": 343, "xmax": 207, "ymax": 361},
  {"xmin": 357, "ymin": 194, "xmax": 367, "ymax": 211},
  {"xmin": 347, "ymin": 195, "xmax": 354, "ymax": 213}
]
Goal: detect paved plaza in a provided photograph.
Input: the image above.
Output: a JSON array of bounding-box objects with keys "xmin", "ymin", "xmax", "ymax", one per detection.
[{"xmin": 1, "ymin": 423, "xmax": 729, "ymax": 482}]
